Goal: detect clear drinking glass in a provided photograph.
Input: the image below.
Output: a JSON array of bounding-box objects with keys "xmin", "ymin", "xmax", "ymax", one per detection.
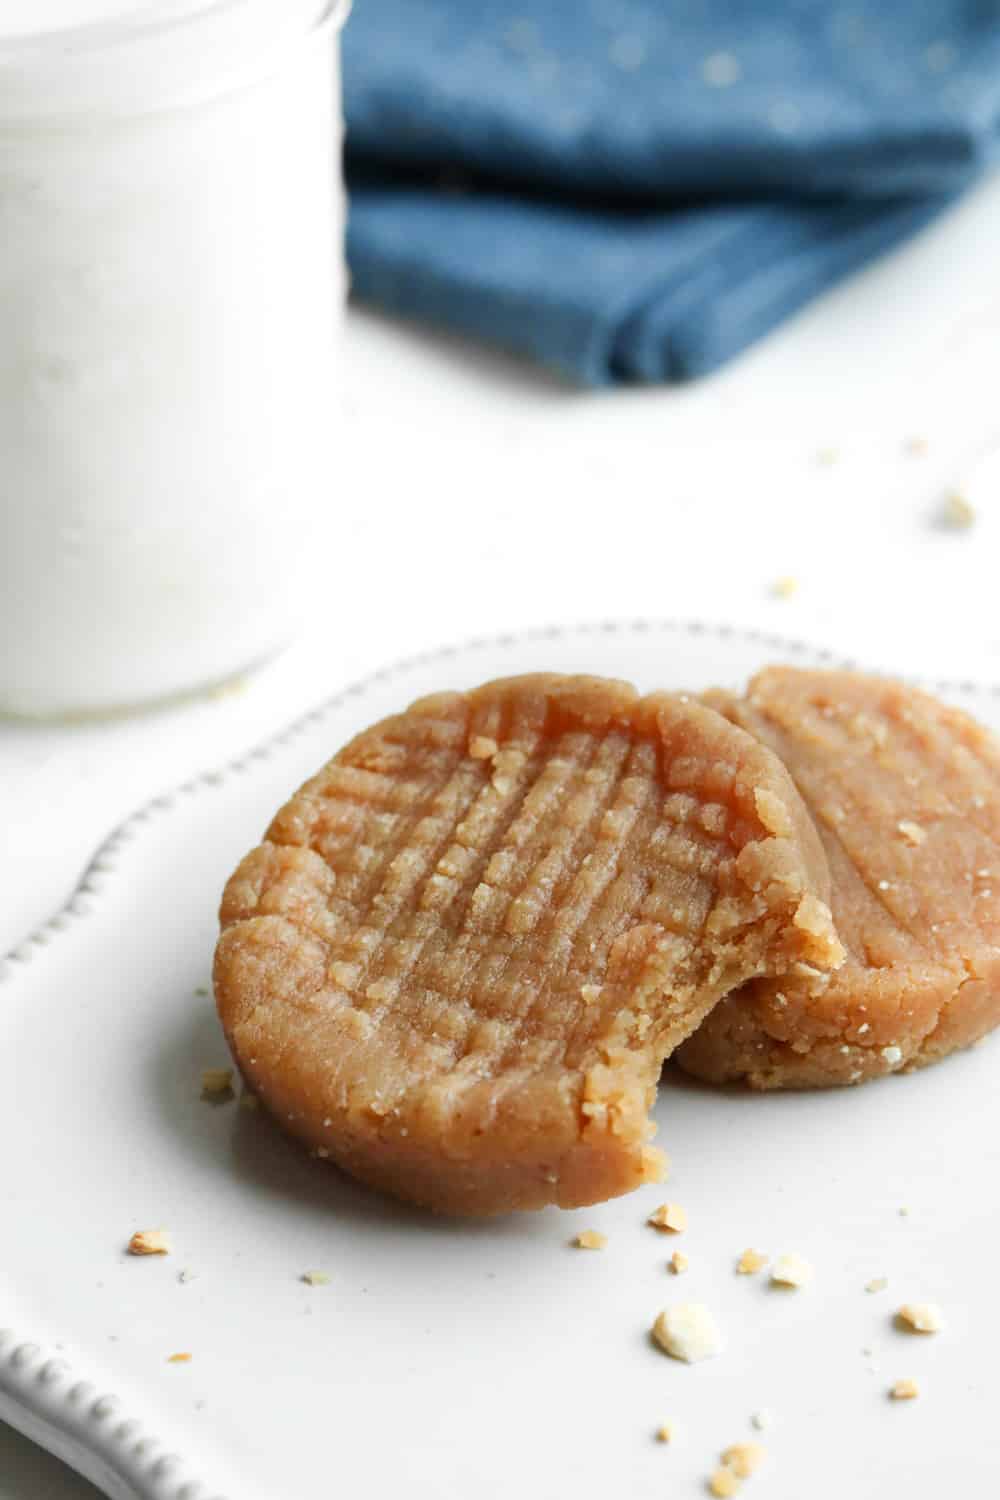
[{"xmin": 0, "ymin": 0, "xmax": 349, "ymax": 717}]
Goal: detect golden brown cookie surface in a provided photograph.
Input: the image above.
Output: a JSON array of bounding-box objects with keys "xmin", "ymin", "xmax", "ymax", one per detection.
[
  {"xmin": 677, "ymin": 668, "xmax": 1000, "ymax": 1089},
  {"xmin": 215, "ymin": 674, "xmax": 842, "ymax": 1214}
]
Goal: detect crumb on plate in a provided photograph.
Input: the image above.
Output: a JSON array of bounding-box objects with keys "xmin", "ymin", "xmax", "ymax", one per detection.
[
  {"xmin": 573, "ymin": 1230, "xmax": 607, "ymax": 1250},
  {"xmin": 889, "ymin": 1378, "xmax": 920, "ymax": 1401},
  {"xmin": 648, "ymin": 1202, "xmax": 687, "ymax": 1234},
  {"xmin": 736, "ymin": 1248, "xmax": 768, "ymax": 1275},
  {"xmin": 896, "ymin": 1302, "xmax": 943, "ymax": 1334},
  {"xmin": 770, "ymin": 1253, "xmax": 812, "ymax": 1288},
  {"xmin": 652, "ymin": 1303, "xmax": 723, "ymax": 1363},
  {"xmin": 201, "ymin": 1066, "xmax": 234, "ymax": 1098},
  {"xmin": 669, "ymin": 1250, "xmax": 689, "ymax": 1275}
]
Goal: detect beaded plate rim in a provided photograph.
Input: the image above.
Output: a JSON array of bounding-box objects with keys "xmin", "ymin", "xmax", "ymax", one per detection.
[{"xmin": 3, "ymin": 614, "xmax": 994, "ymax": 1500}]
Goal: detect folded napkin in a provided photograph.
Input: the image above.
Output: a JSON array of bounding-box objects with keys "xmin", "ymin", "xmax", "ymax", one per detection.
[{"xmin": 344, "ymin": 2, "xmax": 1000, "ymax": 385}]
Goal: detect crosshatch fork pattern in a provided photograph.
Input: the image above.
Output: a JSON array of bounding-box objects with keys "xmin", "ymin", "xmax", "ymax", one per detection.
[{"xmin": 214, "ymin": 673, "xmax": 845, "ymax": 1219}]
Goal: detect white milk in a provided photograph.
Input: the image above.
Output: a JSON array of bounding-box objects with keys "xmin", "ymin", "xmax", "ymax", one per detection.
[{"xmin": 0, "ymin": 0, "xmax": 348, "ymax": 716}]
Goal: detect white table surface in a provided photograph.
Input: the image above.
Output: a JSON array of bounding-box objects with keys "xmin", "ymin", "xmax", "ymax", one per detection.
[{"xmin": 4, "ymin": 172, "xmax": 1000, "ymax": 1498}]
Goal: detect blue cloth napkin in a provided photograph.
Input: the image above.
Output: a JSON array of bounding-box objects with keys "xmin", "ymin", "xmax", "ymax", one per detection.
[{"xmin": 344, "ymin": 2, "xmax": 1000, "ymax": 385}]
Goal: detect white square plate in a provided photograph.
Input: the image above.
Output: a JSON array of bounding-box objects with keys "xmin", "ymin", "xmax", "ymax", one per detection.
[{"xmin": 3, "ymin": 621, "xmax": 998, "ymax": 1500}]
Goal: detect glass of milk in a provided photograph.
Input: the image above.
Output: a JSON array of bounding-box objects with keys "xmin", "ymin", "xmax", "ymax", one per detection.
[{"xmin": 0, "ymin": 0, "xmax": 349, "ymax": 717}]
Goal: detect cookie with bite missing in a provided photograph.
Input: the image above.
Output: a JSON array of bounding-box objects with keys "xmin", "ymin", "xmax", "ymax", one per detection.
[{"xmin": 215, "ymin": 673, "xmax": 842, "ymax": 1215}]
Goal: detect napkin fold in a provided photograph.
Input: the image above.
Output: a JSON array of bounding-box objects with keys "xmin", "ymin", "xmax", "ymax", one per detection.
[{"xmin": 344, "ymin": 1, "xmax": 1000, "ymax": 384}]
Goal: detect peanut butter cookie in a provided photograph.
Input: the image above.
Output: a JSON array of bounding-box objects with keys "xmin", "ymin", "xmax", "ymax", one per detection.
[
  {"xmin": 677, "ymin": 668, "xmax": 1000, "ymax": 1089},
  {"xmin": 215, "ymin": 674, "xmax": 842, "ymax": 1214}
]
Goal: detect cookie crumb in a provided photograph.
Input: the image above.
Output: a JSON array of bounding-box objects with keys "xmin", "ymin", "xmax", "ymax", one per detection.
[
  {"xmin": 468, "ymin": 735, "xmax": 498, "ymax": 761},
  {"xmin": 127, "ymin": 1230, "xmax": 170, "ymax": 1257},
  {"xmin": 701, "ymin": 50, "xmax": 742, "ymax": 87},
  {"xmin": 736, "ymin": 1248, "xmax": 768, "ymax": 1275},
  {"xmin": 177, "ymin": 1269, "xmax": 196, "ymax": 1284},
  {"xmin": 865, "ymin": 1277, "xmax": 888, "ymax": 1294},
  {"xmin": 669, "ymin": 1250, "xmax": 690, "ymax": 1275},
  {"xmin": 898, "ymin": 820, "xmax": 927, "ymax": 846},
  {"xmin": 942, "ymin": 492, "xmax": 976, "ymax": 530},
  {"xmin": 652, "ymin": 1303, "xmax": 723, "ymax": 1363},
  {"xmin": 573, "ymin": 1230, "xmax": 607, "ymax": 1250},
  {"xmin": 770, "ymin": 1253, "xmax": 813, "ymax": 1288},
  {"xmin": 708, "ymin": 1467, "xmax": 740, "ymax": 1497},
  {"xmin": 889, "ymin": 1378, "xmax": 920, "ymax": 1401},
  {"xmin": 301, "ymin": 1271, "xmax": 331, "ymax": 1286},
  {"xmin": 648, "ymin": 1202, "xmax": 687, "ymax": 1234},
  {"xmin": 898, "ymin": 1205, "xmax": 910, "ymax": 1217},
  {"xmin": 815, "ymin": 446, "xmax": 840, "ymax": 467},
  {"xmin": 896, "ymin": 1302, "xmax": 943, "ymax": 1334},
  {"xmin": 771, "ymin": 576, "xmax": 798, "ymax": 600},
  {"xmin": 722, "ymin": 1442, "xmax": 765, "ymax": 1478},
  {"xmin": 750, "ymin": 1410, "xmax": 771, "ymax": 1432},
  {"xmin": 656, "ymin": 1422, "xmax": 675, "ymax": 1444},
  {"xmin": 167, "ymin": 1352, "xmax": 192, "ymax": 1364},
  {"xmin": 201, "ymin": 1067, "xmax": 234, "ymax": 1098}
]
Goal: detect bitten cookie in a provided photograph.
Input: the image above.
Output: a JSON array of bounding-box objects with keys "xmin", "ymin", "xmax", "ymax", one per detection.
[{"xmin": 215, "ymin": 674, "xmax": 842, "ymax": 1214}]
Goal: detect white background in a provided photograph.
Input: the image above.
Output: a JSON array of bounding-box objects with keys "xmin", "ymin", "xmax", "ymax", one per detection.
[{"xmin": 3, "ymin": 172, "xmax": 1000, "ymax": 1497}]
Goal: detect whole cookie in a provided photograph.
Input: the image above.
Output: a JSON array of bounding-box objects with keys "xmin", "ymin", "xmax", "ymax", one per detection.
[
  {"xmin": 215, "ymin": 674, "xmax": 842, "ymax": 1214},
  {"xmin": 677, "ymin": 667, "xmax": 1000, "ymax": 1089}
]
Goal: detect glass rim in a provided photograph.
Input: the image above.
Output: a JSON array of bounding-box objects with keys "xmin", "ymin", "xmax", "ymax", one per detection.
[{"xmin": 0, "ymin": 0, "xmax": 348, "ymax": 62}]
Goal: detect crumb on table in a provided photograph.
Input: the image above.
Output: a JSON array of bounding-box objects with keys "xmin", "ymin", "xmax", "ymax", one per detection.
[
  {"xmin": 722, "ymin": 1442, "xmax": 765, "ymax": 1478},
  {"xmin": 301, "ymin": 1270, "xmax": 331, "ymax": 1286},
  {"xmin": 942, "ymin": 492, "xmax": 976, "ymax": 530},
  {"xmin": 167, "ymin": 1352, "xmax": 192, "ymax": 1364},
  {"xmin": 708, "ymin": 1466, "xmax": 740, "ymax": 1497},
  {"xmin": 668, "ymin": 1250, "xmax": 689, "ymax": 1275},
  {"xmin": 656, "ymin": 1421, "xmax": 675, "ymax": 1443},
  {"xmin": 889, "ymin": 1378, "xmax": 920, "ymax": 1400},
  {"xmin": 865, "ymin": 1277, "xmax": 888, "ymax": 1294},
  {"xmin": 573, "ymin": 1230, "xmax": 607, "ymax": 1250},
  {"xmin": 750, "ymin": 1410, "xmax": 771, "ymax": 1431},
  {"xmin": 127, "ymin": 1230, "xmax": 170, "ymax": 1257}
]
